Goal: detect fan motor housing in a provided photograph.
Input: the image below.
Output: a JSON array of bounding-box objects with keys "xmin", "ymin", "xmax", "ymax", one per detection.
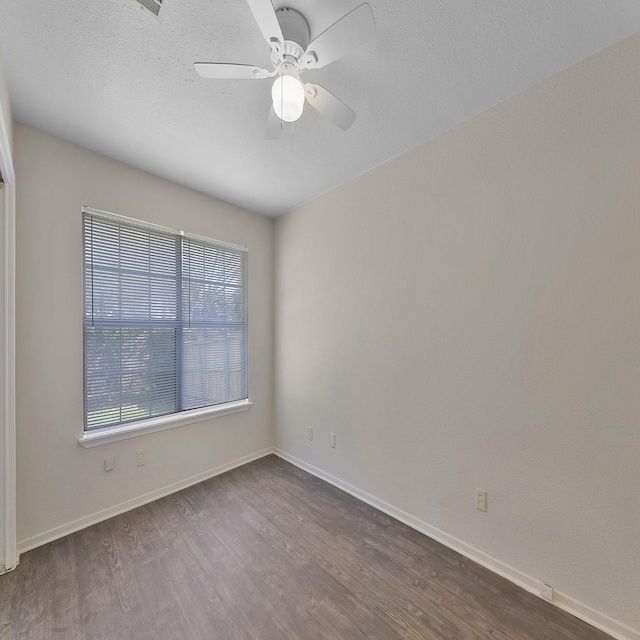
[{"xmin": 276, "ymin": 8, "xmax": 310, "ymax": 50}]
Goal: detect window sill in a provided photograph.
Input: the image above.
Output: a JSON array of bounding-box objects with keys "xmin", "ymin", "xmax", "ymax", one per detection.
[{"xmin": 78, "ymin": 399, "xmax": 252, "ymax": 448}]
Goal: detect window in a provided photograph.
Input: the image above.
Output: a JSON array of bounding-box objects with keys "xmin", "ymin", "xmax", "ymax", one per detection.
[{"xmin": 83, "ymin": 208, "xmax": 248, "ymax": 431}]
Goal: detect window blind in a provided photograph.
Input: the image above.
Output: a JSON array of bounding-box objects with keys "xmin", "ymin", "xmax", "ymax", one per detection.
[{"xmin": 83, "ymin": 210, "xmax": 248, "ymax": 430}]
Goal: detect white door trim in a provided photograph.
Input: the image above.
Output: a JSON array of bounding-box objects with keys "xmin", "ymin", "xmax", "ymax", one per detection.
[{"xmin": 0, "ymin": 96, "xmax": 17, "ymax": 573}]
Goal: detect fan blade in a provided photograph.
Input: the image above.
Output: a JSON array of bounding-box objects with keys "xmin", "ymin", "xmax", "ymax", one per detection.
[
  {"xmin": 265, "ymin": 106, "xmax": 283, "ymax": 139},
  {"xmin": 195, "ymin": 62, "xmax": 272, "ymax": 79},
  {"xmin": 303, "ymin": 3, "xmax": 375, "ymax": 69},
  {"xmin": 305, "ymin": 84, "xmax": 356, "ymax": 130},
  {"xmin": 246, "ymin": 0, "xmax": 284, "ymax": 55}
]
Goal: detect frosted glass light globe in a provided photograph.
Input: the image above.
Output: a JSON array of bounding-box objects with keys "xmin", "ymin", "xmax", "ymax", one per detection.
[{"xmin": 272, "ymin": 75, "xmax": 305, "ymax": 123}]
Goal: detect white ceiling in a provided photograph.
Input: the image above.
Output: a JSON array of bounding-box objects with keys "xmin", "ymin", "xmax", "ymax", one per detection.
[{"xmin": 0, "ymin": 1, "xmax": 639, "ymax": 216}]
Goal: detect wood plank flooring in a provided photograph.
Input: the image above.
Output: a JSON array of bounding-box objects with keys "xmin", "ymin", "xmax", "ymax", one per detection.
[{"xmin": 0, "ymin": 455, "xmax": 612, "ymax": 639}]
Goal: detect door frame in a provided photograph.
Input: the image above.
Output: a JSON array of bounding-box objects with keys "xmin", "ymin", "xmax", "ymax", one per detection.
[{"xmin": 0, "ymin": 94, "xmax": 16, "ymax": 573}]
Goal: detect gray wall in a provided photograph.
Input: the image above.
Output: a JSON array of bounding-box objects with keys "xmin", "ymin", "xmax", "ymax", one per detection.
[{"xmin": 275, "ymin": 33, "xmax": 640, "ymax": 635}]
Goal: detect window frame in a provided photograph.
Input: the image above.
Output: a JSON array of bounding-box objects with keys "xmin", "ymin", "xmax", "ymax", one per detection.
[{"xmin": 79, "ymin": 207, "xmax": 250, "ymax": 447}]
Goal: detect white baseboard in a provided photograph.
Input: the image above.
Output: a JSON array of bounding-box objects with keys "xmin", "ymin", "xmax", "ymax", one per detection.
[
  {"xmin": 17, "ymin": 447, "xmax": 275, "ymax": 554},
  {"xmin": 273, "ymin": 448, "xmax": 639, "ymax": 640}
]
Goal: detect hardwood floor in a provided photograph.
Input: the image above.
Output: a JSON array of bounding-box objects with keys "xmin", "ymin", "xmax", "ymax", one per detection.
[{"xmin": 0, "ymin": 455, "xmax": 611, "ymax": 640}]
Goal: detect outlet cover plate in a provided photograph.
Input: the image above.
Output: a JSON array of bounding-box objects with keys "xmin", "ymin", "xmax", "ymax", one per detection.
[
  {"xmin": 539, "ymin": 582, "xmax": 554, "ymax": 601},
  {"xmin": 476, "ymin": 488, "xmax": 487, "ymax": 512}
]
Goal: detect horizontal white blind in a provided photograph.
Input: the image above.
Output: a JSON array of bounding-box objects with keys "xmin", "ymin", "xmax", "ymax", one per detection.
[
  {"xmin": 181, "ymin": 238, "xmax": 248, "ymax": 411},
  {"xmin": 83, "ymin": 211, "xmax": 248, "ymax": 430}
]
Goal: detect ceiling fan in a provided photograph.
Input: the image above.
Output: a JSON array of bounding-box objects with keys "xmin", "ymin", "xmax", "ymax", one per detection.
[{"xmin": 194, "ymin": 0, "xmax": 376, "ymax": 138}]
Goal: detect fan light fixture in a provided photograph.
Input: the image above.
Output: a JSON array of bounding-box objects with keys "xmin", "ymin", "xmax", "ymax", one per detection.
[
  {"xmin": 194, "ymin": 1, "xmax": 376, "ymax": 137},
  {"xmin": 271, "ymin": 75, "xmax": 305, "ymax": 122}
]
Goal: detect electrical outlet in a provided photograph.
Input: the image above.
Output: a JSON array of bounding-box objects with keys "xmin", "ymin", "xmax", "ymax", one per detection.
[
  {"xmin": 330, "ymin": 433, "xmax": 336, "ymax": 448},
  {"xmin": 476, "ymin": 488, "xmax": 487, "ymax": 512},
  {"xmin": 137, "ymin": 450, "xmax": 145, "ymax": 467},
  {"xmin": 539, "ymin": 582, "xmax": 554, "ymax": 601},
  {"xmin": 105, "ymin": 457, "xmax": 115, "ymax": 472},
  {"xmin": 308, "ymin": 426, "xmax": 313, "ymax": 441}
]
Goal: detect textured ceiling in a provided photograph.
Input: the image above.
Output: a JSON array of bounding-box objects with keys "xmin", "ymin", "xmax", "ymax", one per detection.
[{"xmin": 0, "ymin": 1, "xmax": 639, "ymax": 216}]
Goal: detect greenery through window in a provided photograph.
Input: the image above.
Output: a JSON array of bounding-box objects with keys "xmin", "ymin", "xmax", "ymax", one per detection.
[{"xmin": 83, "ymin": 209, "xmax": 248, "ymax": 430}]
